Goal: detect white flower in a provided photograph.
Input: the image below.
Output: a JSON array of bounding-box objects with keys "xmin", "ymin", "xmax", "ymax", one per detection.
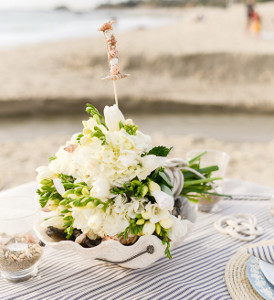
[
  {"xmin": 104, "ymin": 104, "xmax": 125, "ymax": 132},
  {"xmin": 36, "ymin": 166, "xmax": 54, "ymax": 181},
  {"xmin": 148, "ymin": 181, "xmax": 161, "ymax": 193},
  {"xmin": 84, "ymin": 117, "xmax": 98, "ymax": 130},
  {"xmin": 119, "ymin": 150, "xmax": 138, "ymax": 167},
  {"xmin": 142, "ymin": 221, "xmax": 155, "ymax": 235},
  {"xmin": 90, "ymin": 178, "xmax": 110, "ymax": 200},
  {"xmin": 41, "ymin": 216, "xmax": 65, "ymax": 230},
  {"xmin": 159, "ymin": 218, "xmax": 173, "ymax": 229},
  {"xmin": 88, "ymin": 214, "xmax": 103, "ymax": 232},
  {"xmin": 152, "ymin": 190, "xmax": 174, "ymax": 211},
  {"xmin": 72, "ymin": 206, "xmax": 94, "ymax": 234},
  {"xmin": 125, "ymin": 197, "xmax": 147, "ymax": 219},
  {"xmin": 168, "ymin": 215, "xmax": 189, "ymax": 244},
  {"xmin": 102, "ymin": 213, "xmax": 129, "ymax": 237},
  {"xmin": 145, "ymin": 203, "xmax": 170, "ymax": 224},
  {"xmin": 53, "ymin": 178, "xmax": 66, "ymax": 196},
  {"xmin": 138, "ymin": 155, "xmax": 166, "ymax": 180}
]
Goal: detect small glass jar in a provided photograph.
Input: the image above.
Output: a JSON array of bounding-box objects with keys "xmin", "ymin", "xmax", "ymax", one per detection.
[
  {"xmin": 186, "ymin": 149, "xmax": 230, "ymax": 213},
  {"xmin": 0, "ymin": 196, "xmax": 43, "ymax": 282}
]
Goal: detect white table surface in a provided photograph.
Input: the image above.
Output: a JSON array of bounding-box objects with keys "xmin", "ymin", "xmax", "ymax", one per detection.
[{"xmin": 0, "ymin": 180, "xmax": 273, "ymax": 300}]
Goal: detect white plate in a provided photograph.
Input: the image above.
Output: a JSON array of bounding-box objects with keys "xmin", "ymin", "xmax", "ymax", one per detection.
[
  {"xmin": 247, "ymin": 257, "xmax": 274, "ymax": 300},
  {"xmin": 260, "ymin": 260, "xmax": 274, "ymax": 286}
]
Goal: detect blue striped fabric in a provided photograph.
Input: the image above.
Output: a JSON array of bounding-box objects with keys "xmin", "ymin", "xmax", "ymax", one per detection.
[
  {"xmin": 247, "ymin": 243, "xmax": 274, "ymax": 264},
  {"xmin": 0, "ymin": 199, "xmax": 273, "ymax": 300}
]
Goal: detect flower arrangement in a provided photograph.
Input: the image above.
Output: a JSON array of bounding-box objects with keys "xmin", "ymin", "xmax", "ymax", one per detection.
[
  {"xmin": 36, "ymin": 104, "xmax": 222, "ymax": 259},
  {"xmin": 35, "ymin": 21, "xmax": 223, "ymax": 263}
]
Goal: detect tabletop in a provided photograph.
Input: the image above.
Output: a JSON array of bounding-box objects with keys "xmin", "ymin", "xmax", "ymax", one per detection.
[{"xmin": 0, "ymin": 180, "xmax": 273, "ymax": 300}]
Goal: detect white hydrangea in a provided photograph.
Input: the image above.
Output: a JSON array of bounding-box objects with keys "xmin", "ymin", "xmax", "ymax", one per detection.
[{"xmin": 71, "ymin": 195, "xmax": 130, "ymax": 238}]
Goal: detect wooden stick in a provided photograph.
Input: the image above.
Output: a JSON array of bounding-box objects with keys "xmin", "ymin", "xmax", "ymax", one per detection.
[{"xmin": 113, "ymin": 80, "xmax": 119, "ymax": 107}]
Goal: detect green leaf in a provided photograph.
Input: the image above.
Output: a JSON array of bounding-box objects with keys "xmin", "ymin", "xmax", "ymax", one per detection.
[
  {"xmin": 159, "ymin": 171, "xmax": 173, "ymax": 188},
  {"xmin": 148, "ymin": 146, "xmax": 172, "ymax": 157},
  {"xmin": 183, "ymin": 177, "xmax": 222, "ymax": 187},
  {"xmin": 39, "ymin": 197, "xmax": 48, "ymax": 208},
  {"xmin": 49, "ymin": 155, "xmax": 57, "ymax": 161},
  {"xmin": 85, "ymin": 104, "xmax": 107, "ymax": 129},
  {"xmin": 188, "ymin": 151, "xmax": 207, "ymax": 166},
  {"xmin": 159, "ymin": 184, "xmax": 173, "ymax": 197}
]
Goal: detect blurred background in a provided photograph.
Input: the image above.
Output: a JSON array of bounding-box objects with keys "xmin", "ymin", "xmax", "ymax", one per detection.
[{"xmin": 0, "ymin": 0, "xmax": 274, "ymax": 190}]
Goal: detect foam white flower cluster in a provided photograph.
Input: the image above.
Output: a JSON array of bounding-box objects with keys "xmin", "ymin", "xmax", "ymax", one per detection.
[
  {"xmin": 38, "ymin": 105, "xmax": 165, "ymax": 201},
  {"xmin": 37, "ymin": 105, "xmax": 190, "ymax": 252}
]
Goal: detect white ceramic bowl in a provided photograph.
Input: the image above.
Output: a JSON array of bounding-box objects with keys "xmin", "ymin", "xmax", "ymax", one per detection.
[{"xmin": 34, "ymin": 197, "xmax": 196, "ymax": 269}]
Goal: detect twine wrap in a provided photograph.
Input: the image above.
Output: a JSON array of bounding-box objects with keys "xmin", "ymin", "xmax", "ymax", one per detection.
[
  {"xmin": 164, "ymin": 158, "xmax": 217, "ymax": 198},
  {"xmin": 99, "ymin": 21, "xmax": 129, "ymax": 81}
]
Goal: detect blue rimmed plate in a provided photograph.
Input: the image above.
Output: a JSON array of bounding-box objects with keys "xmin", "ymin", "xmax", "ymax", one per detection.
[
  {"xmin": 260, "ymin": 260, "xmax": 274, "ymax": 287},
  {"xmin": 247, "ymin": 256, "xmax": 274, "ymax": 300}
]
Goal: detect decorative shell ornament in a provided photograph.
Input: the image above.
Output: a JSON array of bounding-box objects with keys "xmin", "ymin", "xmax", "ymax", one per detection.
[
  {"xmin": 34, "ymin": 21, "xmax": 222, "ymax": 269},
  {"xmin": 35, "ymin": 191, "xmax": 196, "ymax": 269}
]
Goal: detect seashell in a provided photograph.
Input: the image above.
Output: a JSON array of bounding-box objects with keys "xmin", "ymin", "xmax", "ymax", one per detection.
[
  {"xmin": 110, "ymin": 34, "xmax": 117, "ymax": 47},
  {"xmin": 110, "ymin": 64, "xmax": 120, "ymax": 75},
  {"xmin": 102, "ymin": 73, "xmax": 130, "ymax": 81},
  {"xmin": 98, "ymin": 21, "xmax": 115, "ymax": 32},
  {"xmin": 64, "ymin": 144, "xmax": 77, "ymax": 153},
  {"xmin": 109, "ymin": 49, "xmax": 118, "ymax": 59},
  {"xmin": 34, "ymin": 197, "xmax": 196, "ymax": 269}
]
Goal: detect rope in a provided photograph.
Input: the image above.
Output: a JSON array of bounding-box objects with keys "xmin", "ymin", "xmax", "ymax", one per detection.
[{"xmin": 164, "ymin": 158, "xmax": 217, "ymax": 198}]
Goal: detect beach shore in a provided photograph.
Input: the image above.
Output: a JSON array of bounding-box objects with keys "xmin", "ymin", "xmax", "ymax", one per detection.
[
  {"xmin": 1, "ymin": 4, "xmax": 274, "ymax": 116},
  {"xmin": 1, "ymin": 3, "xmax": 274, "ymax": 191}
]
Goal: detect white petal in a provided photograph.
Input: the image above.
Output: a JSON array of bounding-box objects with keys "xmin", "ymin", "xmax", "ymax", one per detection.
[
  {"xmin": 159, "ymin": 218, "xmax": 174, "ymax": 229},
  {"xmin": 90, "ymin": 178, "xmax": 110, "ymax": 200},
  {"xmin": 152, "ymin": 190, "xmax": 174, "ymax": 211},
  {"xmin": 53, "ymin": 178, "xmax": 66, "ymax": 196},
  {"xmin": 138, "ymin": 155, "xmax": 166, "ymax": 180},
  {"xmin": 41, "ymin": 216, "xmax": 65, "ymax": 230},
  {"xmin": 104, "ymin": 104, "xmax": 125, "ymax": 132},
  {"xmin": 142, "ymin": 222, "xmax": 155, "ymax": 235}
]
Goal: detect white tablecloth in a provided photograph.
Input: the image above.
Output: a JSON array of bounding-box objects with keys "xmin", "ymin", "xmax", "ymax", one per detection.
[{"xmin": 0, "ymin": 180, "xmax": 273, "ymax": 300}]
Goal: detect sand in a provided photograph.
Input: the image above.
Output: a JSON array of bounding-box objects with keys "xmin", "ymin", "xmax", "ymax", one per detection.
[
  {"xmin": 0, "ymin": 134, "xmax": 273, "ymax": 191},
  {"xmin": 1, "ymin": 4, "xmax": 274, "ymax": 115},
  {"xmin": 0, "ymin": 4, "xmax": 274, "ymax": 191}
]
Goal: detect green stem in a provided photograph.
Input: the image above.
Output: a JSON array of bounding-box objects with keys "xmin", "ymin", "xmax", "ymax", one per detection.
[{"xmin": 183, "ymin": 177, "xmax": 222, "ymax": 187}]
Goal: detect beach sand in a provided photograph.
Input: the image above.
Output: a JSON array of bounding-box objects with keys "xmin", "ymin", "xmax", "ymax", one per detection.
[
  {"xmin": 1, "ymin": 4, "xmax": 274, "ymax": 115},
  {"xmin": 0, "ymin": 3, "xmax": 274, "ymax": 191}
]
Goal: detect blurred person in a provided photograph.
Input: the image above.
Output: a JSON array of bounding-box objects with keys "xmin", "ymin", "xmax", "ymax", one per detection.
[
  {"xmin": 251, "ymin": 11, "xmax": 261, "ymax": 37},
  {"xmin": 246, "ymin": 0, "xmax": 255, "ymax": 33}
]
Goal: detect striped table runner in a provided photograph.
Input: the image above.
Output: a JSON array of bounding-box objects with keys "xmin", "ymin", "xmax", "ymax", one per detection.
[
  {"xmin": 247, "ymin": 241, "xmax": 274, "ymax": 264},
  {"xmin": 0, "ymin": 183, "xmax": 274, "ymax": 300}
]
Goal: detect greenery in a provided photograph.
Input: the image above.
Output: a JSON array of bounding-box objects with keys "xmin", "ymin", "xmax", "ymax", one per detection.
[
  {"xmin": 119, "ymin": 121, "xmax": 138, "ymax": 136},
  {"xmin": 148, "ymin": 146, "xmax": 173, "ymax": 157},
  {"xmin": 180, "ymin": 152, "xmax": 228, "ymax": 203},
  {"xmin": 38, "ymin": 103, "xmax": 225, "ymax": 258},
  {"xmin": 85, "ymin": 104, "xmax": 107, "ymax": 129}
]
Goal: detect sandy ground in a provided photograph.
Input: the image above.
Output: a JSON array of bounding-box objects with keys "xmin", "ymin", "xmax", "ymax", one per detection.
[
  {"xmin": 1, "ymin": 4, "xmax": 274, "ymax": 115},
  {"xmin": 1, "ymin": 134, "xmax": 274, "ymax": 191},
  {"xmin": 1, "ymin": 4, "xmax": 274, "ymax": 191}
]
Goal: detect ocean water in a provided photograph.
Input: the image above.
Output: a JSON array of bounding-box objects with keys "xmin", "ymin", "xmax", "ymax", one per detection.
[{"xmin": 0, "ymin": 9, "xmax": 173, "ymax": 48}]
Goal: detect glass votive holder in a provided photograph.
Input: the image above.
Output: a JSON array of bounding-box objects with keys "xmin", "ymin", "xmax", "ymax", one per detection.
[
  {"xmin": 186, "ymin": 149, "xmax": 230, "ymax": 213},
  {"xmin": 0, "ymin": 196, "xmax": 43, "ymax": 282}
]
